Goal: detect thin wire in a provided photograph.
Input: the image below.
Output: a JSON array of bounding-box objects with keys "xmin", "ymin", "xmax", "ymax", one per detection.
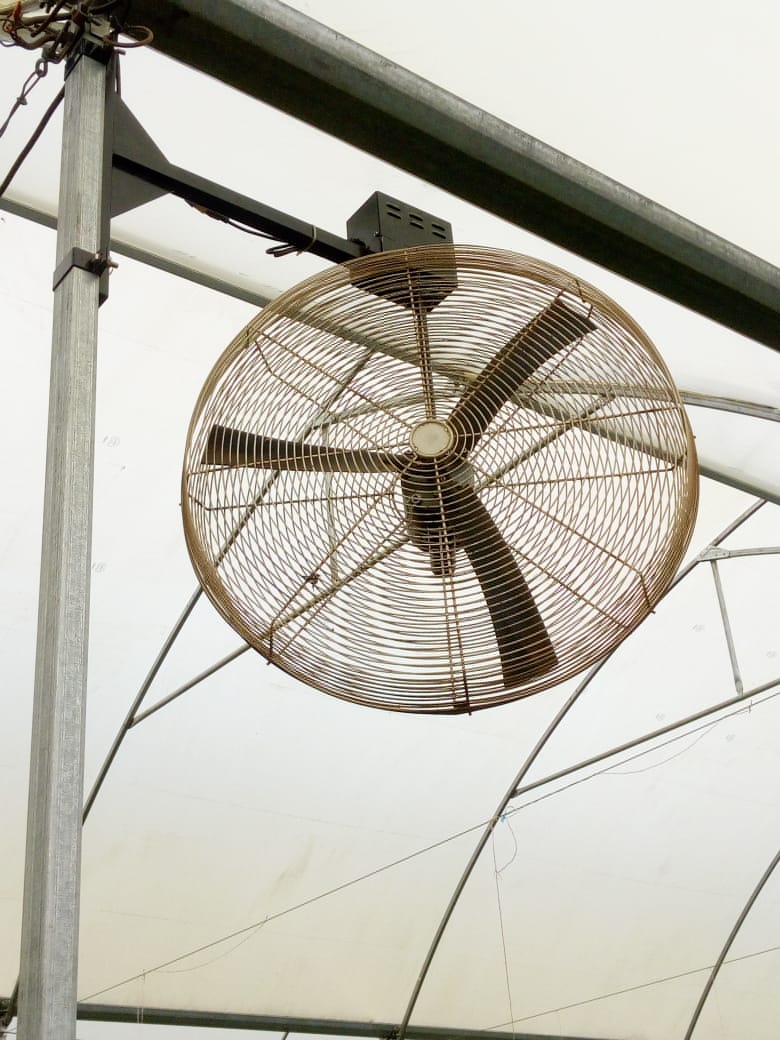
[
  {"xmin": 684, "ymin": 844, "xmax": 780, "ymax": 1040},
  {"xmin": 493, "ymin": 815, "xmax": 519, "ymax": 874},
  {"xmin": 492, "ymin": 835, "xmax": 515, "ymax": 1040},
  {"xmin": 491, "ymin": 941, "xmax": 780, "ymax": 1029},
  {"xmin": 512, "ymin": 676, "xmax": 779, "ymax": 804},
  {"xmin": 192, "ymin": 206, "xmax": 317, "ymax": 257},
  {"xmin": 508, "ymin": 684, "xmax": 780, "ymax": 817},
  {"xmin": 78, "ymin": 680, "xmax": 780, "ymax": 1005},
  {"xmin": 605, "ymin": 723, "xmax": 717, "ymax": 775},
  {"xmin": 160, "ymin": 920, "xmax": 267, "ymax": 974},
  {"xmin": 79, "ymin": 819, "xmax": 489, "ymax": 1002}
]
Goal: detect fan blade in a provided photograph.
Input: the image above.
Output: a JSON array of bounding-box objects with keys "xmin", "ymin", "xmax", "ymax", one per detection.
[
  {"xmin": 203, "ymin": 424, "xmax": 408, "ymax": 473},
  {"xmin": 442, "ymin": 481, "xmax": 557, "ymax": 687},
  {"xmin": 450, "ymin": 298, "xmax": 595, "ymax": 451}
]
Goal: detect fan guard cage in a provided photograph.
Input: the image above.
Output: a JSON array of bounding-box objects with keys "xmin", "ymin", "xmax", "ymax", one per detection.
[{"xmin": 183, "ymin": 245, "xmax": 698, "ymax": 713}]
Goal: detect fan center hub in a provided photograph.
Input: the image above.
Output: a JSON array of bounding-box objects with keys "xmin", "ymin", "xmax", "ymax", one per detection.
[{"xmin": 410, "ymin": 420, "xmax": 455, "ymax": 458}]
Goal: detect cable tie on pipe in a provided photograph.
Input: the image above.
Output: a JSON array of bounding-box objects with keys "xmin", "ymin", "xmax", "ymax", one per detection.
[
  {"xmin": 298, "ymin": 224, "xmax": 318, "ymax": 254},
  {"xmin": 267, "ymin": 224, "xmax": 318, "ymax": 258}
]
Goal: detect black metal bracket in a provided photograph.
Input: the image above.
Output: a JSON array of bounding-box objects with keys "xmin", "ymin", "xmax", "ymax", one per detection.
[
  {"xmin": 109, "ymin": 94, "xmax": 365, "ymax": 264},
  {"xmin": 52, "ymin": 247, "xmax": 118, "ymax": 292},
  {"xmin": 64, "ymin": 36, "xmax": 113, "ymax": 73},
  {"xmin": 107, "ymin": 96, "xmax": 453, "ymax": 268}
]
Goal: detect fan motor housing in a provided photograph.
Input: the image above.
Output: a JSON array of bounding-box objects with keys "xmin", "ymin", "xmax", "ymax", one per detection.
[
  {"xmin": 347, "ymin": 191, "xmax": 453, "ymax": 253},
  {"xmin": 347, "ymin": 192, "xmax": 457, "ymax": 310}
]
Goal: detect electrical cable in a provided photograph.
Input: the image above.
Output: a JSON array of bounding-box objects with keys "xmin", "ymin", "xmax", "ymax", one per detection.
[
  {"xmin": 191, "ymin": 203, "xmax": 321, "ymax": 258},
  {"xmin": 223, "ymin": 215, "xmax": 279, "ymax": 241},
  {"xmin": 0, "ymin": 80, "xmax": 63, "ymax": 197}
]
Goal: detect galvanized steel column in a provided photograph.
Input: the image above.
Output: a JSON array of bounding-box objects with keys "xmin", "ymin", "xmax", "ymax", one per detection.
[{"xmin": 17, "ymin": 46, "xmax": 111, "ymax": 1040}]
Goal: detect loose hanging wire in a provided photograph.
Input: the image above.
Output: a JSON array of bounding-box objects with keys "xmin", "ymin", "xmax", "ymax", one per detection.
[
  {"xmin": 73, "ymin": 679, "xmax": 780, "ymax": 1008},
  {"xmin": 492, "ymin": 829, "xmax": 516, "ymax": 1040},
  {"xmin": 0, "ymin": 1, "xmax": 152, "ymax": 196}
]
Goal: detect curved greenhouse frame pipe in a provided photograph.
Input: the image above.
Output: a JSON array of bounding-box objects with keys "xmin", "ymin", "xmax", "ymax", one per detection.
[
  {"xmin": 684, "ymin": 845, "xmax": 780, "ymax": 1040},
  {"xmin": 396, "ymin": 497, "xmax": 766, "ymax": 1040}
]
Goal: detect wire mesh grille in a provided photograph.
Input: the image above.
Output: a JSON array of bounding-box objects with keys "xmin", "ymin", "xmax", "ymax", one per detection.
[{"xmin": 182, "ymin": 245, "xmax": 698, "ymax": 713}]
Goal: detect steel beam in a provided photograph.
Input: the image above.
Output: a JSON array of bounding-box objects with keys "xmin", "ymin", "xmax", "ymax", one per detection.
[
  {"xmin": 108, "ymin": 91, "xmax": 362, "ymax": 263},
  {"xmin": 127, "ymin": 0, "xmax": 780, "ymax": 350},
  {"xmin": 697, "ymin": 458, "xmax": 780, "ymax": 509},
  {"xmin": 111, "ymin": 149, "xmax": 362, "ymax": 263},
  {"xmin": 64, "ymin": 1002, "xmax": 608, "ymax": 1040},
  {"xmin": 16, "ymin": 46, "xmax": 111, "ymax": 1040}
]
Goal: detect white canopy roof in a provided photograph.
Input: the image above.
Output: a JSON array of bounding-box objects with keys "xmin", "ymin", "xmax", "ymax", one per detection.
[{"xmin": 2, "ymin": 4, "xmax": 779, "ymax": 1039}]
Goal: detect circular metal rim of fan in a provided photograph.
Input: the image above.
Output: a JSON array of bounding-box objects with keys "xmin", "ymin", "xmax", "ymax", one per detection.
[{"xmin": 182, "ymin": 244, "xmax": 698, "ymax": 714}]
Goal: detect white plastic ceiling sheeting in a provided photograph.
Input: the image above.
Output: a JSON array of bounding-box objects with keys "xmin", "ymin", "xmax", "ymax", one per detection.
[
  {"xmin": 2, "ymin": 3, "xmax": 780, "ymax": 1039},
  {"xmin": 3, "ymin": 210, "xmax": 780, "ymax": 1039}
]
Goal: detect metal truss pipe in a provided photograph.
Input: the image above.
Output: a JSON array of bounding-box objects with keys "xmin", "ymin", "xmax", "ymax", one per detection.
[
  {"xmin": 68, "ymin": 1002, "xmax": 611, "ymax": 1040},
  {"xmin": 682, "ymin": 391, "xmax": 780, "ymax": 424},
  {"xmin": 0, "ymin": 196, "xmax": 275, "ymax": 309},
  {"xmin": 683, "ymin": 845, "xmax": 780, "ymax": 1040},
  {"xmin": 129, "ymin": 643, "xmax": 250, "ymax": 726},
  {"xmin": 709, "ymin": 560, "xmax": 744, "ymax": 695},
  {"xmin": 697, "ymin": 460, "xmax": 780, "ymax": 509},
  {"xmin": 81, "ymin": 586, "xmax": 203, "ymax": 821},
  {"xmin": 512, "ymin": 678, "xmax": 779, "ymax": 804}
]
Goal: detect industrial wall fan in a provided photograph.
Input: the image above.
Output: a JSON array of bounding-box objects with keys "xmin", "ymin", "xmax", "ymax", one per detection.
[{"xmin": 182, "ymin": 244, "xmax": 698, "ymax": 713}]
